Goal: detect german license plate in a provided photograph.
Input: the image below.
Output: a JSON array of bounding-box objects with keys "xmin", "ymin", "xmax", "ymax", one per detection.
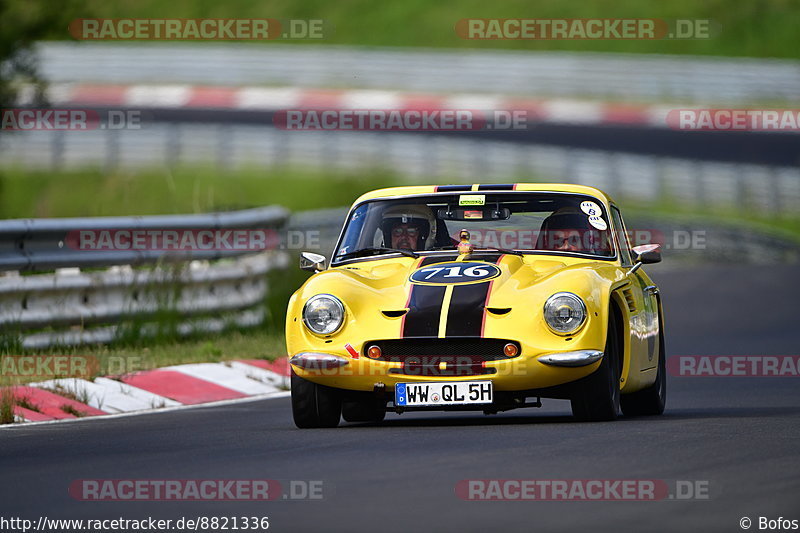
[{"xmin": 395, "ymin": 381, "xmax": 493, "ymax": 407}]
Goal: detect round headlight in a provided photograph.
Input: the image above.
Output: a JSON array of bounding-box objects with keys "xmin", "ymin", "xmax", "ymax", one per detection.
[
  {"xmin": 303, "ymin": 294, "xmax": 345, "ymax": 335},
  {"xmin": 543, "ymin": 292, "xmax": 587, "ymax": 335}
]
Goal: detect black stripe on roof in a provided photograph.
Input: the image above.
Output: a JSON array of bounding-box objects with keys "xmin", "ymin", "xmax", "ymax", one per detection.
[
  {"xmin": 435, "ymin": 185, "xmax": 473, "ymax": 192},
  {"xmin": 477, "ymin": 184, "xmax": 515, "ymax": 191}
]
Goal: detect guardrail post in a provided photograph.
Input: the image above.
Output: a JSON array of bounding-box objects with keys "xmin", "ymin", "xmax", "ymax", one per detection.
[
  {"xmin": 768, "ymin": 168, "xmax": 781, "ymax": 216},
  {"xmin": 166, "ymin": 123, "xmax": 181, "ymax": 168},
  {"xmin": 695, "ymin": 161, "xmax": 707, "ymax": 209},
  {"xmin": 217, "ymin": 124, "xmax": 232, "ymax": 170},
  {"xmin": 104, "ymin": 128, "xmax": 120, "ymax": 173},
  {"xmin": 50, "ymin": 131, "xmax": 64, "ymax": 170}
]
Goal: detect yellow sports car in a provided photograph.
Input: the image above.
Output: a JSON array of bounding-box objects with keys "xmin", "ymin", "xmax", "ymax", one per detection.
[{"xmin": 287, "ymin": 183, "xmax": 665, "ymax": 427}]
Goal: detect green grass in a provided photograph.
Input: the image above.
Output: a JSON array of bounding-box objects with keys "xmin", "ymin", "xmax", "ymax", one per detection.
[
  {"xmin": 0, "ymin": 166, "xmax": 399, "ymax": 218},
  {"xmin": 30, "ymin": 0, "xmax": 800, "ymax": 59},
  {"xmin": 0, "ymin": 388, "xmax": 13, "ymax": 424},
  {"xmin": 2, "ymin": 166, "xmax": 797, "ymax": 239}
]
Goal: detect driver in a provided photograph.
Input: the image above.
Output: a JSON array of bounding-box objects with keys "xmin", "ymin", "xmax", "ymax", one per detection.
[
  {"xmin": 380, "ymin": 205, "xmax": 437, "ymax": 251},
  {"xmin": 391, "ymin": 222, "xmax": 421, "ymax": 250}
]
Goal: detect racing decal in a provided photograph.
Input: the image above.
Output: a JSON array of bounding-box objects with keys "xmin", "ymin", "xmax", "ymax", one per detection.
[
  {"xmin": 402, "ymin": 256, "xmax": 450, "ymax": 338},
  {"xmin": 588, "ymin": 215, "xmax": 608, "ymax": 230},
  {"xmin": 409, "ymin": 261, "xmax": 501, "ymax": 285},
  {"xmin": 458, "ymin": 194, "xmax": 486, "ymax": 206},
  {"xmin": 580, "ymin": 201, "xmax": 608, "ymax": 230},
  {"xmin": 580, "ymin": 201, "xmax": 602, "ymax": 216},
  {"xmin": 344, "ymin": 343, "xmax": 359, "ymax": 359},
  {"xmin": 443, "ymin": 254, "xmax": 504, "ymax": 337}
]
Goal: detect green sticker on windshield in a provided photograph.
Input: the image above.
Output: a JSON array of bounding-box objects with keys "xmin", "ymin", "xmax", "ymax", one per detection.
[{"xmin": 459, "ymin": 194, "xmax": 485, "ymax": 206}]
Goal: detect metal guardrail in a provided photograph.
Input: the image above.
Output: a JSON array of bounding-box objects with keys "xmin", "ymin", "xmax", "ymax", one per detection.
[
  {"xmin": 0, "ymin": 208, "xmax": 290, "ymax": 348},
  {"xmin": 1, "ymin": 124, "xmax": 798, "ymax": 215},
  {"xmin": 0, "ymin": 206, "xmax": 289, "ymax": 271},
  {"xmin": 3, "ymin": 255, "xmax": 287, "ymax": 349},
  {"xmin": 35, "ymin": 42, "xmax": 800, "ymax": 104}
]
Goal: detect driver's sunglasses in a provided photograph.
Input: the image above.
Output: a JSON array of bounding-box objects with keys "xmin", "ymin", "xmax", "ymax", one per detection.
[{"xmin": 392, "ymin": 226, "xmax": 419, "ymax": 237}]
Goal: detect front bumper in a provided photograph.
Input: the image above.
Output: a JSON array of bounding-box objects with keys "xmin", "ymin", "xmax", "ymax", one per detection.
[
  {"xmin": 538, "ymin": 350, "xmax": 604, "ymax": 367},
  {"xmin": 290, "ymin": 348, "xmax": 604, "ymax": 392},
  {"xmin": 290, "ymin": 352, "xmax": 350, "ymax": 370}
]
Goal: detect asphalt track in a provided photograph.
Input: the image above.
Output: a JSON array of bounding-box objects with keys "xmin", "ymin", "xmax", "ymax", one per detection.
[{"xmin": 1, "ymin": 263, "xmax": 798, "ymax": 533}]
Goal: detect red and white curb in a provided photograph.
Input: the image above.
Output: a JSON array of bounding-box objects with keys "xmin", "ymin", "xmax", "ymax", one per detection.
[
  {"xmin": 27, "ymin": 83, "xmax": 677, "ymax": 128},
  {"xmin": 1, "ymin": 358, "xmax": 290, "ymax": 425}
]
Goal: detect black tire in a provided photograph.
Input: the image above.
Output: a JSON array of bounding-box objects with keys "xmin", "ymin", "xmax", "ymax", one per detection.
[
  {"xmin": 342, "ymin": 399, "xmax": 386, "ymax": 423},
  {"xmin": 570, "ymin": 307, "xmax": 621, "ymax": 422},
  {"xmin": 621, "ymin": 311, "xmax": 667, "ymax": 416},
  {"xmin": 291, "ymin": 370, "xmax": 342, "ymax": 428}
]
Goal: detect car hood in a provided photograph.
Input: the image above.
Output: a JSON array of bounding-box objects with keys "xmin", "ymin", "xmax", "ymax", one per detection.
[{"xmin": 296, "ymin": 253, "xmax": 616, "ymax": 339}]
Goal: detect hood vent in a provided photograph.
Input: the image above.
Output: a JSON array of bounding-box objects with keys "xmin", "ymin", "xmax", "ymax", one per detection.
[
  {"xmin": 382, "ymin": 310, "xmax": 408, "ymax": 318},
  {"xmin": 486, "ymin": 307, "xmax": 511, "ymax": 315}
]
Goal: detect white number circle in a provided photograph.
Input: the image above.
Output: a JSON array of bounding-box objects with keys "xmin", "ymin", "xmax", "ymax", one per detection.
[{"xmin": 580, "ymin": 201, "xmax": 602, "ymax": 216}]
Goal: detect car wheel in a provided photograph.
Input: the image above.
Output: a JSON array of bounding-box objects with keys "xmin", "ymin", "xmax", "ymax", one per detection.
[
  {"xmin": 570, "ymin": 308, "xmax": 621, "ymax": 422},
  {"xmin": 291, "ymin": 370, "xmax": 342, "ymax": 428},
  {"xmin": 621, "ymin": 311, "xmax": 667, "ymax": 416},
  {"xmin": 342, "ymin": 399, "xmax": 386, "ymax": 423}
]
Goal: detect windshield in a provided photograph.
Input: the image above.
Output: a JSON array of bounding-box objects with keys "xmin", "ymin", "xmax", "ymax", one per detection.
[{"xmin": 334, "ymin": 192, "xmax": 615, "ymax": 262}]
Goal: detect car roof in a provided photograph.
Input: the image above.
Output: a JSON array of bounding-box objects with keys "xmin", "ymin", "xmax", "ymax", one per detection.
[{"xmin": 353, "ymin": 183, "xmax": 616, "ymax": 207}]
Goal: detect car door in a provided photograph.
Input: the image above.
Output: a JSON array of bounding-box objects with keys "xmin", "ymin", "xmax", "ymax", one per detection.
[{"xmin": 610, "ymin": 206, "xmax": 659, "ymax": 372}]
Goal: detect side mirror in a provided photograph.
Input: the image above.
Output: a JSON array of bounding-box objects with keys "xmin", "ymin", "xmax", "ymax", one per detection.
[
  {"xmin": 632, "ymin": 243, "xmax": 662, "ymax": 264},
  {"xmin": 300, "ymin": 251, "xmax": 327, "ymax": 272},
  {"xmin": 628, "ymin": 244, "xmax": 661, "ymax": 275}
]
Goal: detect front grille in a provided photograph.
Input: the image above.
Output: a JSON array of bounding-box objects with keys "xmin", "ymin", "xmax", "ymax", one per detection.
[
  {"xmin": 389, "ymin": 364, "xmax": 496, "ymax": 377},
  {"xmin": 365, "ymin": 338, "xmax": 519, "ymax": 364}
]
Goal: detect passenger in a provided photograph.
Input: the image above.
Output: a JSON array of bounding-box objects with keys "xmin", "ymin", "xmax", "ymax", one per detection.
[{"xmin": 537, "ymin": 207, "xmax": 593, "ymax": 252}]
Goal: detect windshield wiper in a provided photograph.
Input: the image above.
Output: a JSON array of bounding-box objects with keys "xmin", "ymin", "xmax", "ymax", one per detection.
[
  {"xmin": 472, "ymin": 247, "xmax": 525, "ymax": 257},
  {"xmin": 336, "ymin": 247, "xmax": 419, "ymax": 260}
]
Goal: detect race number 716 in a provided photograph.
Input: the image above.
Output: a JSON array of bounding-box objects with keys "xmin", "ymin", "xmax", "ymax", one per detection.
[{"xmin": 419, "ymin": 265, "xmax": 489, "ymax": 279}]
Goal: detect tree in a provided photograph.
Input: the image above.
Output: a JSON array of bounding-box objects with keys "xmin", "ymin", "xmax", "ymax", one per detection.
[{"xmin": 0, "ymin": 0, "xmax": 83, "ymax": 108}]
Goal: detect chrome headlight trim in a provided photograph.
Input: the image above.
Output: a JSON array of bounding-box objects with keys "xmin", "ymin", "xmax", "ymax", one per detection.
[
  {"xmin": 302, "ymin": 294, "xmax": 345, "ymax": 335},
  {"xmin": 543, "ymin": 292, "xmax": 587, "ymax": 336}
]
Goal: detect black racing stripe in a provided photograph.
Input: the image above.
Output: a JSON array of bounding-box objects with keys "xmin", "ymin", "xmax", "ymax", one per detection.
[
  {"xmin": 418, "ymin": 256, "xmax": 446, "ymax": 267},
  {"xmin": 444, "ymin": 254, "xmax": 503, "ymax": 337},
  {"xmin": 477, "ymin": 184, "xmax": 515, "ymax": 191},
  {"xmin": 402, "ymin": 256, "xmax": 449, "ymax": 338},
  {"xmin": 435, "ymin": 185, "xmax": 473, "ymax": 192}
]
